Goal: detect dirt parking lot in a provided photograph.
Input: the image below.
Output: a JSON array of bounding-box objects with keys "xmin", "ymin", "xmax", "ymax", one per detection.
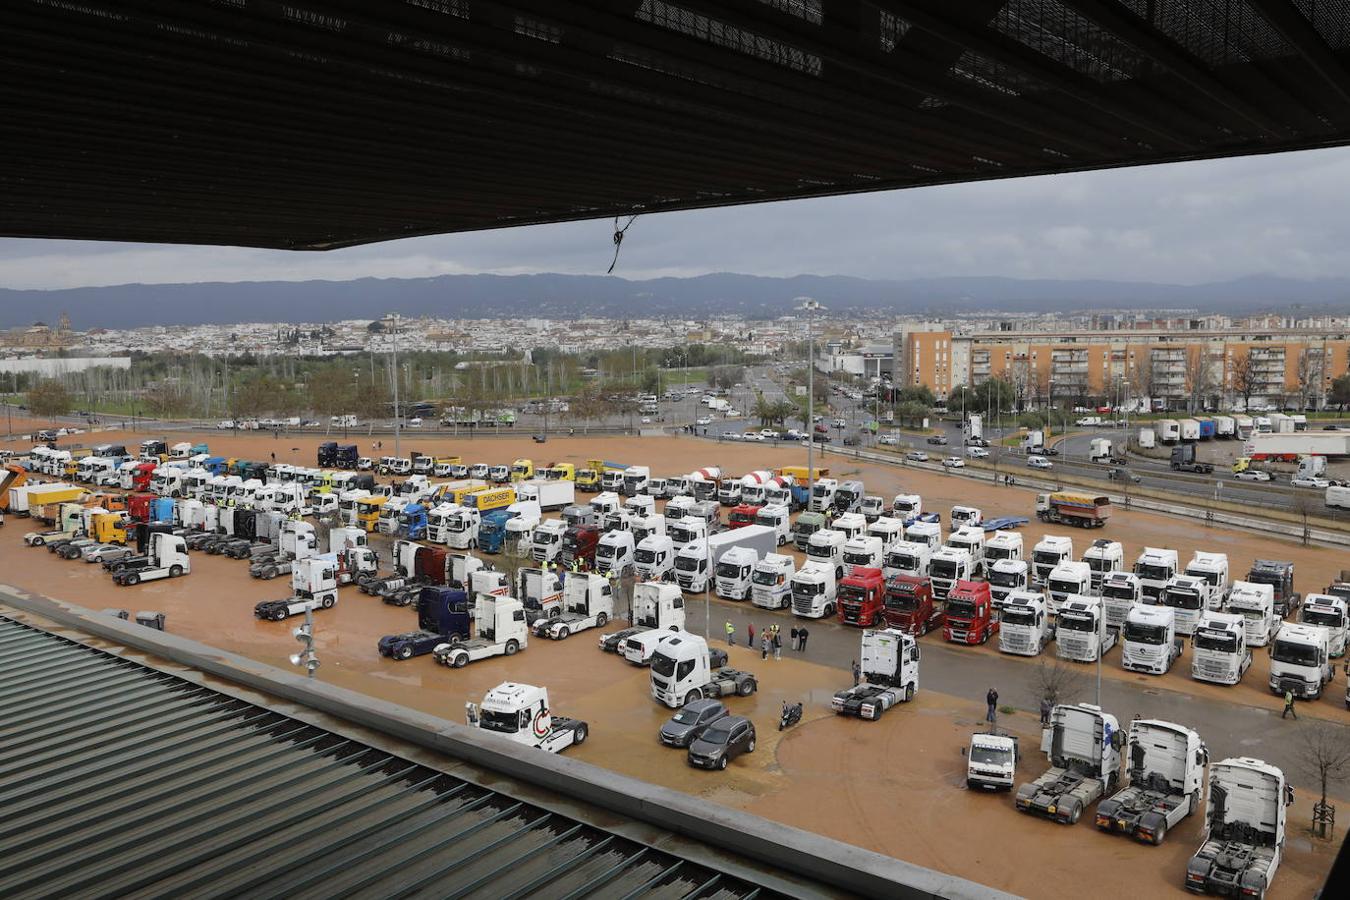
[{"xmin": 3, "ymin": 429, "xmax": 1345, "ymax": 897}]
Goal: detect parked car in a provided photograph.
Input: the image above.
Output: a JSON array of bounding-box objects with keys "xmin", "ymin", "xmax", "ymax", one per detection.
[
  {"xmin": 926, "ymin": 435, "xmax": 949, "ymax": 445},
  {"xmin": 1027, "ymin": 456, "xmax": 1053, "ymax": 470},
  {"xmin": 687, "ymin": 715, "xmax": 756, "ymax": 769},
  {"xmin": 696, "ymin": 416, "xmax": 712, "ymax": 426},
  {"xmin": 943, "ymin": 457, "xmax": 966, "ymax": 469},
  {"xmin": 1235, "ymin": 470, "xmax": 1272, "ymax": 482},
  {"xmin": 906, "ymin": 450, "xmax": 929, "ymax": 462},
  {"xmin": 741, "ymin": 432, "xmax": 765, "ymax": 442},
  {"xmin": 659, "ymin": 699, "xmax": 728, "ymax": 748},
  {"xmin": 966, "ymin": 446, "xmax": 990, "ymax": 459},
  {"xmin": 879, "ymin": 434, "xmax": 899, "ymax": 445},
  {"xmin": 1291, "ymin": 476, "xmax": 1330, "ymax": 489}
]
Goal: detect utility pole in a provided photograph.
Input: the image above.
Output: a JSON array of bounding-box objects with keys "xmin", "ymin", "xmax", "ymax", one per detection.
[
  {"xmin": 391, "ymin": 312, "xmax": 401, "ymax": 458},
  {"xmin": 797, "ymin": 297, "xmax": 825, "ymax": 502}
]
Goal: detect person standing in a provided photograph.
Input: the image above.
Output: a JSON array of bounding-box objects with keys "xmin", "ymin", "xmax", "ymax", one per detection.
[
  {"xmin": 772, "ymin": 629, "xmax": 782, "ymax": 661},
  {"xmin": 1282, "ymin": 689, "xmax": 1297, "ymax": 719},
  {"xmin": 725, "ymin": 621, "xmax": 735, "ymax": 646},
  {"xmin": 760, "ymin": 633, "xmax": 770, "ymax": 660},
  {"xmin": 790, "ymin": 625, "xmax": 800, "ymax": 651},
  {"xmin": 748, "ymin": 622, "xmax": 755, "ymax": 647},
  {"xmin": 986, "ymin": 687, "xmax": 999, "ymax": 725},
  {"xmin": 798, "ymin": 625, "xmax": 809, "ymax": 652},
  {"xmin": 1039, "ymin": 697, "xmax": 1052, "ymax": 726},
  {"xmin": 851, "ymin": 659, "xmax": 861, "ymax": 686}
]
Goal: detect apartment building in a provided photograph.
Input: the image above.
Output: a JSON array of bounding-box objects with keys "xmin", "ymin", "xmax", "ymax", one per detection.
[{"xmin": 894, "ymin": 327, "xmax": 1350, "ymax": 409}]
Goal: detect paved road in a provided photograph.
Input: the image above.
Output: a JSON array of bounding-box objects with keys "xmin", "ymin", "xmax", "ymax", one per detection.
[{"xmin": 674, "ymin": 591, "xmax": 1350, "ymax": 800}]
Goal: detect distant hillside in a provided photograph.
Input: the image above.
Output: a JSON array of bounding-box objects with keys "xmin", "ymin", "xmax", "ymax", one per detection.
[{"xmin": 3, "ymin": 272, "xmax": 1349, "ymax": 329}]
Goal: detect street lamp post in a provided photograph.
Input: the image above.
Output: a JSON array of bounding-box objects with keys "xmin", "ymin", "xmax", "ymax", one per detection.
[
  {"xmin": 391, "ymin": 313, "xmax": 401, "ymax": 458},
  {"xmin": 797, "ymin": 297, "xmax": 826, "ymax": 503}
]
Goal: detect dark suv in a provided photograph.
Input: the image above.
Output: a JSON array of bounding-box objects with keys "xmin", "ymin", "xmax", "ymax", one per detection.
[
  {"xmin": 688, "ymin": 715, "xmax": 756, "ymax": 769},
  {"xmin": 659, "ymin": 699, "xmax": 728, "ymax": 748}
]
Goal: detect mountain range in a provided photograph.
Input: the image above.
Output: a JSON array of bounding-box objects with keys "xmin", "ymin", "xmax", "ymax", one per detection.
[{"xmin": 3, "ymin": 272, "xmax": 1349, "ymax": 329}]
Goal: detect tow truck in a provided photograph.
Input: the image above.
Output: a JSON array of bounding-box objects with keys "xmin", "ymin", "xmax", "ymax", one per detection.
[
  {"xmin": 1095, "ymin": 719, "xmax": 1206, "ymax": 845},
  {"xmin": 465, "ymin": 682, "xmax": 588, "ymax": 753},
  {"xmin": 1016, "ymin": 703, "xmax": 1124, "ymax": 825},
  {"xmin": 830, "ymin": 628, "xmax": 920, "ymax": 719}
]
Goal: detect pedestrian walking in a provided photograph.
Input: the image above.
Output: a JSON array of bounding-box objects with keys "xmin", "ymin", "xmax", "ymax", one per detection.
[
  {"xmin": 772, "ymin": 630, "xmax": 782, "ymax": 660},
  {"xmin": 270, "ymin": 451, "xmax": 276, "ymax": 463},
  {"xmin": 760, "ymin": 634, "xmax": 770, "ymax": 660},
  {"xmin": 790, "ymin": 625, "xmax": 800, "ymax": 651},
  {"xmin": 986, "ymin": 687, "xmax": 999, "ymax": 725},
  {"xmin": 725, "ymin": 621, "xmax": 735, "ymax": 646},
  {"xmin": 851, "ymin": 659, "xmax": 861, "ymax": 686},
  {"xmin": 1282, "ymin": 689, "xmax": 1297, "ymax": 719},
  {"xmin": 748, "ymin": 622, "xmax": 755, "ymax": 646},
  {"xmin": 798, "ymin": 625, "xmax": 809, "ymax": 651},
  {"xmin": 1039, "ymin": 697, "xmax": 1052, "ymax": 726}
]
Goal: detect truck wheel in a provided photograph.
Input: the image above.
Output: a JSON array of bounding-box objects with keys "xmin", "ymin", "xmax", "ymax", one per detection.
[
  {"xmin": 1066, "ymin": 804, "xmax": 1081, "ymax": 825},
  {"xmin": 321, "ymin": 596, "xmax": 335, "ymax": 609},
  {"xmin": 738, "ymin": 679, "xmax": 755, "ymax": 697},
  {"xmin": 550, "ymin": 607, "xmax": 560, "ymax": 618},
  {"xmin": 686, "ymin": 688, "xmax": 703, "ymax": 702},
  {"xmin": 1150, "ymin": 822, "xmax": 1168, "ymax": 845},
  {"xmin": 573, "ymin": 724, "xmax": 588, "ymax": 745},
  {"xmin": 505, "ymin": 640, "xmax": 519, "ymax": 656},
  {"xmin": 125, "ymin": 572, "xmax": 140, "ymax": 586},
  {"xmin": 271, "ymin": 608, "xmax": 287, "ymax": 621},
  {"xmin": 452, "ymin": 652, "xmax": 468, "ymax": 668},
  {"xmin": 397, "ymin": 645, "xmax": 412, "ymax": 660},
  {"xmin": 596, "ymin": 613, "xmax": 608, "ymax": 627},
  {"xmin": 904, "ymin": 684, "xmax": 914, "ymax": 702},
  {"xmin": 557, "ymin": 626, "xmax": 570, "ymax": 640},
  {"xmin": 169, "ymin": 565, "xmax": 183, "ymax": 577}
]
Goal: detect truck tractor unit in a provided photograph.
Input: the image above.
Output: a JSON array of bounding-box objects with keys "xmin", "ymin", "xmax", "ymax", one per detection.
[
  {"xmin": 516, "ymin": 567, "xmax": 564, "ymax": 623},
  {"xmin": 1095, "ymin": 719, "xmax": 1206, "ymax": 845},
  {"xmin": 1135, "ymin": 547, "xmax": 1180, "ymax": 604},
  {"xmin": 1185, "ymin": 758, "xmax": 1291, "ymax": 898},
  {"xmin": 1082, "ymin": 539, "xmax": 1124, "ymax": 593},
  {"xmin": 1101, "ymin": 572, "xmax": 1143, "ymax": 630},
  {"xmin": 597, "ymin": 581, "xmax": 686, "ymax": 654},
  {"xmin": 831, "ymin": 628, "xmax": 920, "ymax": 719},
  {"xmin": 860, "ymin": 495, "xmax": 886, "ymax": 523},
  {"xmin": 1161, "ymin": 575, "xmax": 1213, "ymax": 637},
  {"xmin": 649, "ymin": 632, "xmax": 757, "ymax": 708},
  {"xmin": 867, "ymin": 516, "xmax": 904, "ymax": 550},
  {"xmin": 837, "ymin": 566, "xmax": 886, "ymax": 627},
  {"xmin": 1191, "ymin": 612, "xmax": 1252, "ymax": 686},
  {"xmin": 928, "ymin": 547, "xmax": 974, "ymax": 600},
  {"xmin": 810, "ymin": 478, "xmax": 838, "ymax": 513},
  {"xmin": 713, "ymin": 545, "xmax": 760, "ymax": 601},
  {"xmin": 883, "ymin": 541, "xmax": 932, "ymax": 580},
  {"xmin": 833, "ymin": 480, "xmax": 865, "ymax": 514},
  {"xmin": 1121, "ymin": 604, "xmax": 1178, "ymax": 675},
  {"xmin": 841, "ymin": 534, "xmax": 884, "ymax": 572},
  {"xmin": 790, "ymin": 561, "xmax": 838, "ymax": 619},
  {"xmin": 749, "ymin": 553, "xmax": 795, "ymax": 609},
  {"xmin": 1226, "ymin": 581, "xmax": 1277, "ymax": 648},
  {"xmin": 1170, "ymin": 444, "xmax": 1214, "ymax": 474},
  {"xmin": 112, "ymin": 533, "xmax": 190, "ymax": 586},
  {"xmin": 465, "ymin": 682, "xmax": 588, "ymax": 753},
  {"xmin": 1016, "ymin": 703, "xmax": 1124, "ymax": 825},
  {"xmin": 1185, "ymin": 552, "xmax": 1231, "ymax": 609},
  {"xmin": 560, "ymin": 524, "xmax": 599, "ymax": 571},
  {"xmin": 727, "ymin": 503, "xmax": 758, "ymax": 529},
  {"xmin": 984, "ymin": 530, "xmax": 1024, "ymax": 566},
  {"xmin": 620, "ymin": 465, "xmax": 651, "ymax": 497},
  {"xmin": 999, "ymin": 592, "xmax": 1052, "ymax": 656},
  {"xmin": 1299, "ymin": 594, "xmax": 1348, "ymax": 657},
  {"xmin": 881, "ymin": 576, "xmax": 941, "ymax": 636},
  {"xmin": 1046, "ymin": 561, "xmax": 1093, "ymax": 616},
  {"xmin": 1036, "ymin": 492, "xmax": 1111, "ymax": 529},
  {"xmin": 943, "ymin": 580, "xmax": 997, "ymax": 645},
  {"xmin": 594, "ymin": 529, "xmax": 636, "ymax": 578},
  {"xmin": 805, "ymin": 528, "xmax": 847, "ymax": 581},
  {"xmin": 753, "ymin": 504, "xmax": 791, "ymax": 546},
  {"xmin": 634, "ymin": 534, "xmax": 676, "ymax": 582},
  {"xmin": 891, "ymin": 493, "xmax": 922, "ymax": 520},
  {"xmin": 530, "ymin": 518, "xmax": 568, "ymax": 564},
  {"xmin": 1268, "ymin": 622, "xmax": 1332, "ymax": 700},
  {"xmin": 1056, "ymin": 596, "xmax": 1117, "ymax": 663},
  {"xmin": 253, "ymin": 555, "xmax": 352, "ymax": 621},
  {"xmin": 988, "ymin": 559, "xmax": 1031, "ymax": 608},
  {"xmin": 1031, "ymin": 536, "xmax": 1073, "ymax": 589},
  {"xmin": 533, "ymin": 573, "xmax": 612, "ymax": 640},
  {"xmin": 378, "ymin": 586, "xmax": 472, "ymax": 661},
  {"xmin": 1246, "ymin": 560, "xmax": 1300, "ymax": 618},
  {"xmin": 432, "ymin": 595, "xmax": 529, "ymax": 668}
]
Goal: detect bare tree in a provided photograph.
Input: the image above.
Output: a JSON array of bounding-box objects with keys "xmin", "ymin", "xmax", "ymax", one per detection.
[
  {"xmin": 1009, "ymin": 358, "xmax": 1031, "ymax": 412},
  {"xmin": 1296, "ymin": 348, "xmax": 1326, "ymax": 411},
  {"xmin": 1030, "ymin": 657, "xmax": 1087, "ymax": 709},
  {"xmin": 1298, "ymin": 719, "xmax": 1350, "ymax": 838},
  {"xmin": 1031, "ymin": 367, "xmax": 1052, "ymax": 410},
  {"xmin": 1184, "ymin": 347, "xmax": 1217, "ymax": 414},
  {"xmin": 1292, "ymin": 492, "xmax": 1319, "ymax": 546},
  {"xmin": 1228, "ymin": 348, "xmax": 1257, "ymax": 412}
]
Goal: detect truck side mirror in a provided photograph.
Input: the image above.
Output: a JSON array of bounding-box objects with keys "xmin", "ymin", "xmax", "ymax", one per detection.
[{"xmin": 1111, "ymin": 730, "xmax": 1126, "ymax": 750}]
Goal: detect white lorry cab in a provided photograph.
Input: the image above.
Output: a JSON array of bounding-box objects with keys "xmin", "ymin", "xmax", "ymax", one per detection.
[
  {"xmin": 1056, "ymin": 596, "xmax": 1117, "ymax": 662},
  {"xmin": 1081, "ymin": 539, "xmax": 1124, "ymax": 592},
  {"xmin": 1191, "ymin": 612, "xmax": 1252, "ymax": 685},
  {"xmin": 1185, "ymin": 552, "xmax": 1231, "ymax": 608},
  {"xmin": 1300, "ymin": 594, "xmax": 1348, "ymax": 657},
  {"xmin": 749, "ymin": 553, "xmax": 795, "ymax": 609},
  {"xmin": 1186, "ymin": 758, "xmax": 1292, "ymax": 898},
  {"xmin": 1268, "ymin": 622, "xmax": 1332, "ymax": 700},
  {"xmin": 714, "ymin": 545, "xmax": 760, "ymax": 601},
  {"xmin": 883, "ymin": 541, "xmax": 931, "ymax": 580},
  {"xmin": 1160, "ymin": 574, "xmax": 1212, "ymax": 637},
  {"xmin": 649, "ymin": 631, "xmax": 757, "ymax": 709},
  {"xmin": 1031, "ymin": 535, "xmax": 1073, "ymax": 588},
  {"xmin": 1133, "ymin": 547, "xmax": 1179, "ymax": 604},
  {"xmin": 904, "ymin": 520, "xmax": 942, "ymax": 551},
  {"xmin": 842, "ymin": 534, "xmax": 884, "ymax": 572},
  {"xmin": 1120, "ymin": 604, "xmax": 1178, "ymax": 675},
  {"xmin": 891, "ymin": 493, "xmax": 922, "ymax": 519},
  {"xmin": 1095, "ymin": 719, "xmax": 1206, "ymax": 845},
  {"xmin": 805, "ymin": 528, "xmax": 847, "ymax": 580},
  {"xmin": 1046, "ymin": 561, "xmax": 1092, "ymax": 615},
  {"xmin": 999, "ymin": 592, "xmax": 1051, "ymax": 657},
  {"xmin": 465, "ymin": 682, "xmax": 588, "ymax": 753},
  {"xmin": 1100, "ymin": 571, "xmax": 1142, "ymax": 630},
  {"xmin": 945, "ymin": 526, "xmax": 986, "ymax": 577},
  {"xmin": 1227, "ymin": 581, "xmax": 1278, "ymax": 647},
  {"xmin": 753, "ymin": 503, "xmax": 791, "ymax": 546},
  {"xmin": 987, "ymin": 559, "xmax": 1030, "ymax": 607},
  {"xmin": 790, "ymin": 561, "xmax": 838, "ymax": 619},
  {"xmin": 634, "ymin": 534, "xmax": 676, "ymax": 582},
  {"xmin": 867, "ymin": 516, "xmax": 904, "ymax": 550},
  {"xmin": 984, "ymin": 530, "xmax": 1023, "ymax": 565}
]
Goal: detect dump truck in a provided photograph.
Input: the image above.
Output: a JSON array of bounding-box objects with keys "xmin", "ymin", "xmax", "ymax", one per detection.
[
  {"xmin": 1016, "ymin": 703, "xmax": 1124, "ymax": 825},
  {"xmin": 830, "ymin": 628, "xmax": 920, "ymax": 719},
  {"xmin": 1095, "ymin": 719, "xmax": 1207, "ymax": 845},
  {"xmin": 1036, "ymin": 492, "xmax": 1110, "ymax": 528}
]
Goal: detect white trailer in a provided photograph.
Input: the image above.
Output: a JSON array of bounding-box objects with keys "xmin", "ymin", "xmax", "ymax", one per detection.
[
  {"xmin": 830, "ymin": 629, "xmax": 920, "ymax": 719},
  {"xmin": 514, "ymin": 479, "xmax": 575, "ymax": 511},
  {"xmin": 1095, "ymin": 719, "xmax": 1206, "ymax": 844}
]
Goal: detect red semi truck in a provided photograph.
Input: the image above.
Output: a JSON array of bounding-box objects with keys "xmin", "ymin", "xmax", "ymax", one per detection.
[
  {"xmin": 837, "ymin": 566, "xmax": 886, "ymax": 627},
  {"xmin": 943, "ymin": 580, "xmax": 998, "ymax": 645},
  {"xmin": 727, "ymin": 504, "xmax": 758, "ymax": 529},
  {"xmin": 882, "ymin": 575, "xmax": 944, "ymax": 637}
]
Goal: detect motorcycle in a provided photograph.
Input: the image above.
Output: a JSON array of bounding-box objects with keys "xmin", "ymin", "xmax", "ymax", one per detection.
[{"xmin": 779, "ymin": 700, "xmax": 803, "ymax": 731}]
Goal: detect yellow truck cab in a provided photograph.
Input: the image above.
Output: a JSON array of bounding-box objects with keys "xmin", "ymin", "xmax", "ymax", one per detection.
[
  {"xmin": 312, "ymin": 471, "xmax": 337, "ymax": 494},
  {"xmin": 63, "ymin": 448, "xmax": 93, "ymax": 479},
  {"xmin": 510, "ymin": 459, "xmax": 534, "ymax": 482},
  {"xmin": 575, "ymin": 466, "xmax": 600, "ymax": 492},
  {"xmin": 542, "ymin": 462, "xmax": 575, "ymax": 481},
  {"xmin": 357, "ymin": 496, "xmax": 389, "ymax": 532},
  {"xmin": 93, "ymin": 511, "xmax": 131, "ymax": 544},
  {"xmin": 1232, "ymin": 457, "xmax": 1251, "ymax": 473}
]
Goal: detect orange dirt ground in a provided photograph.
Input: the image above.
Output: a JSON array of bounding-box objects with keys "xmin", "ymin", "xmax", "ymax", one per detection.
[{"xmin": 2, "ymin": 428, "xmax": 1344, "ymax": 897}]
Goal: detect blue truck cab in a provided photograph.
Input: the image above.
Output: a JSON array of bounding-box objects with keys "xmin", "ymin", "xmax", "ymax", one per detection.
[
  {"xmin": 151, "ymin": 497, "xmax": 176, "ymax": 523},
  {"xmin": 203, "ymin": 456, "xmax": 228, "ymax": 476},
  {"xmin": 398, "ymin": 502, "xmax": 429, "ymax": 540},
  {"xmin": 377, "ymin": 587, "xmax": 471, "ymax": 660},
  {"xmin": 477, "ymin": 508, "xmax": 516, "ymax": 554}
]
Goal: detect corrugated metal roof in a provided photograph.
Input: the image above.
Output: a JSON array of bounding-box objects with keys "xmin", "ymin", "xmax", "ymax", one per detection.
[{"xmin": 0, "ymin": 615, "xmax": 784, "ymax": 899}]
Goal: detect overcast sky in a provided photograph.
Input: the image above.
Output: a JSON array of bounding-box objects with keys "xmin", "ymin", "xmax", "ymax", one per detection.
[{"xmin": 3, "ymin": 147, "xmax": 1350, "ymax": 291}]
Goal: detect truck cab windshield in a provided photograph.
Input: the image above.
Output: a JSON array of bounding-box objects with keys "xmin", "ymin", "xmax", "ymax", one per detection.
[
  {"xmin": 477, "ymin": 710, "xmax": 520, "ymax": 733},
  {"xmin": 1032, "ymin": 551, "xmax": 1061, "ymax": 567},
  {"xmin": 715, "ymin": 562, "xmax": 741, "ymax": 578},
  {"xmin": 635, "ymin": 548, "xmax": 657, "ymax": 564},
  {"xmin": 843, "ymin": 552, "xmax": 872, "ymax": 566},
  {"xmin": 806, "ymin": 545, "xmax": 834, "ymax": 561},
  {"xmin": 650, "ymin": 653, "xmax": 677, "ymax": 678},
  {"xmin": 1124, "ymin": 622, "xmax": 1167, "ymax": 644},
  {"xmin": 1059, "ymin": 613, "xmax": 1094, "ymax": 632},
  {"xmin": 1047, "ymin": 579, "xmax": 1078, "ymax": 596},
  {"xmin": 946, "ymin": 599, "xmax": 976, "ymax": 619},
  {"xmin": 751, "ymin": 570, "xmax": 779, "ymax": 586},
  {"xmin": 931, "ymin": 561, "xmax": 959, "ymax": 579},
  {"xmin": 1002, "ymin": 608, "xmax": 1036, "ymax": 627},
  {"xmin": 675, "ymin": 557, "xmax": 700, "ymax": 572},
  {"xmin": 989, "ymin": 570, "xmax": 1022, "ymax": 588},
  {"xmin": 838, "ymin": 585, "xmax": 868, "ymax": 603},
  {"xmin": 885, "ymin": 591, "xmax": 918, "ymax": 611},
  {"xmin": 1163, "ymin": 590, "xmax": 1202, "ymax": 610},
  {"xmin": 1303, "ymin": 609, "xmax": 1344, "ymax": 628},
  {"xmin": 985, "ymin": 548, "xmax": 1013, "ymax": 561},
  {"xmin": 1136, "ymin": 564, "xmax": 1172, "ymax": 581},
  {"xmin": 1085, "ymin": 557, "xmax": 1113, "ymax": 572},
  {"xmin": 793, "ymin": 581, "xmax": 823, "ymax": 597},
  {"xmin": 970, "ymin": 747, "xmax": 1012, "ymax": 766},
  {"xmin": 1272, "ymin": 640, "xmax": 1319, "ymax": 666},
  {"xmin": 1194, "ymin": 631, "xmax": 1237, "ymax": 652},
  {"xmin": 887, "ymin": 554, "xmax": 918, "ymax": 571}
]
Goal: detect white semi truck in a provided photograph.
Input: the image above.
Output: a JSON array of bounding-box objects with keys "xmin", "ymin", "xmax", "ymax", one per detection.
[
  {"xmin": 1046, "ymin": 561, "xmax": 1093, "ymax": 615},
  {"xmin": 1095, "ymin": 719, "xmax": 1206, "ymax": 845},
  {"xmin": 597, "ymin": 581, "xmax": 685, "ymax": 655},
  {"xmin": 790, "ymin": 561, "xmax": 838, "ymax": 618},
  {"xmin": 1191, "ymin": 612, "xmax": 1252, "ymax": 685},
  {"xmin": 830, "ymin": 628, "xmax": 920, "ymax": 719},
  {"xmin": 1015, "ymin": 703, "xmax": 1124, "ymax": 825},
  {"xmin": 1081, "ymin": 539, "xmax": 1124, "ymax": 593},
  {"xmin": 466, "ymin": 682, "xmax": 588, "ymax": 753},
  {"xmin": 998, "ymin": 592, "xmax": 1052, "ymax": 656},
  {"xmin": 749, "ymin": 553, "xmax": 795, "ymax": 609},
  {"xmin": 1031, "ymin": 535, "xmax": 1073, "ymax": 588},
  {"xmin": 1185, "ymin": 757, "xmax": 1292, "ymax": 898},
  {"xmin": 1100, "ymin": 571, "xmax": 1142, "ymax": 630},
  {"xmin": 634, "ymin": 534, "xmax": 676, "ymax": 582},
  {"xmin": 1300, "ymin": 593, "xmax": 1348, "ymax": 657},
  {"xmin": 883, "ymin": 541, "xmax": 931, "ymax": 580},
  {"xmin": 111, "ymin": 533, "xmax": 190, "ymax": 586},
  {"xmin": 1120, "ymin": 604, "xmax": 1178, "ymax": 675},
  {"xmin": 1056, "ymin": 596, "xmax": 1117, "ymax": 663},
  {"xmin": 1268, "ymin": 622, "xmax": 1332, "ymax": 700},
  {"xmin": 1134, "ymin": 547, "xmax": 1179, "ymax": 604},
  {"xmin": 431, "ymin": 595, "xmax": 529, "ymax": 667},
  {"xmin": 532, "ymin": 573, "xmax": 612, "ymax": 640},
  {"xmin": 1227, "ymin": 581, "xmax": 1278, "ymax": 647},
  {"xmin": 648, "ymin": 631, "xmax": 757, "ymax": 708}
]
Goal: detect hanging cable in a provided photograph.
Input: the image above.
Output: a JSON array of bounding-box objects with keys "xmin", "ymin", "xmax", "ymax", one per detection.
[{"xmin": 607, "ymin": 213, "xmax": 639, "ymax": 274}]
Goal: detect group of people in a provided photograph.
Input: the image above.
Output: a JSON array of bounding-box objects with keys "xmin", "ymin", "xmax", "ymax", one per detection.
[{"xmin": 724, "ymin": 620, "xmax": 811, "ymax": 657}]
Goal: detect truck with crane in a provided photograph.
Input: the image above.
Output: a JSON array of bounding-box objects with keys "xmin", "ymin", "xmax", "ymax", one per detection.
[{"xmin": 830, "ymin": 628, "xmax": 920, "ymax": 719}]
